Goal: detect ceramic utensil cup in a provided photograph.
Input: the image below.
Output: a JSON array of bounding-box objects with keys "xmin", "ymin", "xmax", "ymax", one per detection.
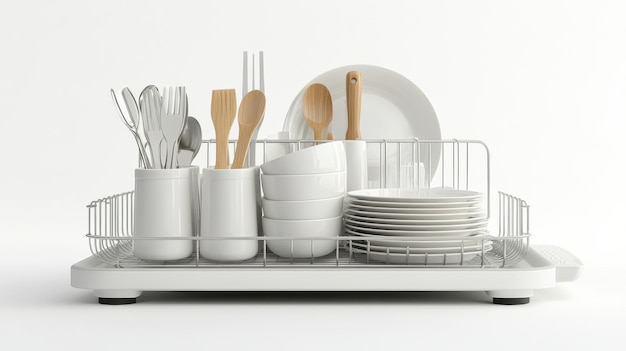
[
  {"xmin": 343, "ymin": 140, "xmax": 368, "ymax": 192},
  {"xmin": 200, "ymin": 167, "xmax": 259, "ymax": 261},
  {"xmin": 133, "ymin": 167, "xmax": 196, "ymax": 261}
]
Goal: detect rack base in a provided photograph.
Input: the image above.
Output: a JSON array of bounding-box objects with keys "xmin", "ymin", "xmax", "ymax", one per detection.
[{"xmin": 71, "ymin": 245, "xmax": 582, "ymax": 305}]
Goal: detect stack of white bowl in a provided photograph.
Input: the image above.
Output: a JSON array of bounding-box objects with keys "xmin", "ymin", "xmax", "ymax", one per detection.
[{"xmin": 260, "ymin": 141, "xmax": 347, "ymax": 258}]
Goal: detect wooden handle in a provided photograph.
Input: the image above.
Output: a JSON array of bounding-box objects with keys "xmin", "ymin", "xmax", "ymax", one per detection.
[
  {"xmin": 231, "ymin": 130, "xmax": 252, "ymax": 169},
  {"xmin": 215, "ymin": 132, "xmax": 230, "ymax": 169},
  {"xmin": 345, "ymin": 71, "xmax": 362, "ymax": 140}
]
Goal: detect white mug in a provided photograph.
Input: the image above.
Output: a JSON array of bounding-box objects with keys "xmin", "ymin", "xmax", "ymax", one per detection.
[
  {"xmin": 133, "ymin": 167, "xmax": 195, "ymax": 261},
  {"xmin": 200, "ymin": 167, "xmax": 259, "ymax": 261}
]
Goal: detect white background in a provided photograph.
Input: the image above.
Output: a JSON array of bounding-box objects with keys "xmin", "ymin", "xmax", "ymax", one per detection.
[{"xmin": 1, "ymin": 0, "xmax": 625, "ymax": 349}]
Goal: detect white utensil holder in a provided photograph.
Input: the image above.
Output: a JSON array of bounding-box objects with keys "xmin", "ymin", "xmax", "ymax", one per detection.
[
  {"xmin": 133, "ymin": 167, "xmax": 198, "ymax": 261},
  {"xmin": 200, "ymin": 167, "xmax": 260, "ymax": 262}
]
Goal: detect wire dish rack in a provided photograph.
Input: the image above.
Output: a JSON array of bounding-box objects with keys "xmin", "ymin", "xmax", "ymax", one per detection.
[
  {"xmin": 72, "ymin": 139, "xmax": 582, "ymax": 305},
  {"xmin": 85, "ymin": 139, "xmax": 528, "ymax": 268}
]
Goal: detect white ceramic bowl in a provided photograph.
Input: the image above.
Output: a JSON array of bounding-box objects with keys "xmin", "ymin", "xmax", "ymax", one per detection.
[
  {"xmin": 260, "ymin": 141, "xmax": 346, "ymax": 175},
  {"xmin": 261, "ymin": 171, "xmax": 346, "ymax": 201},
  {"xmin": 262, "ymin": 216, "xmax": 343, "ymax": 258},
  {"xmin": 262, "ymin": 195, "xmax": 344, "ymax": 220}
]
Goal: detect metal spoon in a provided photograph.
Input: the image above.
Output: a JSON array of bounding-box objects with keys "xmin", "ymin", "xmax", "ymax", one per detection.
[
  {"xmin": 110, "ymin": 88, "xmax": 151, "ymax": 168},
  {"xmin": 177, "ymin": 116, "xmax": 202, "ymax": 167}
]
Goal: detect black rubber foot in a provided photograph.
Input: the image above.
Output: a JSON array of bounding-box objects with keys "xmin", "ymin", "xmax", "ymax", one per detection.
[
  {"xmin": 493, "ymin": 297, "xmax": 530, "ymax": 305},
  {"xmin": 98, "ymin": 297, "xmax": 137, "ymax": 305}
]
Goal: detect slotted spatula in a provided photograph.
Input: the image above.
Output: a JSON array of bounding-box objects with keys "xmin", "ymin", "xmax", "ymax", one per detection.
[{"xmin": 211, "ymin": 89, "xmax": 237, "ymax": 169}]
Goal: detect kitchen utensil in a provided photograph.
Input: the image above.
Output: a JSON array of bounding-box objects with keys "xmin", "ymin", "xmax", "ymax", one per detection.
[
  {"xmin": 110, "ymin": 88, "xmax": 152, "ymax": 168},
  {"xmin": 139, "ymin": 85, "xmax": 164, "ymax": 169},
  {"xmin": 133, "ymin": 167, "xmax": 194, "ymax": 260},
  {"xmin": 243, "ymin": 51, "xmax": 265, "ymax": 166},
  {"xmin": 262, "ymin": 215, "xmax": 342, "ymax": 258},
  {"xmin": 261, "ymin": 171, "xmax": 346, "ymax": 201},
  {"xmin": 177, "ymin": 116, "xmax": 202, "ymax": 167},
  {"xmin": 302, "ymin": 83, "xmax": 333, "ymax": 142},
  {"xmin": 284, "ymin": 65, "xmax": 441, "ymax": 185},
  {"xmin": 260, "ymin": 140, "xmax": 345, "ymax": 175},
  {"xmin": 345, "ymin": 71, "xmax": 362, "ymax": 140},
  {"xmin": 211, "ymin": 89, "xmax": 237, "ymax": 169},
  {"xmin": 200, "ymin": 167, "xmax": 259, "ymax": 261},
  {"xmin": 160, "ymin": 86, "xmax": 188, "ymax": 169},
  {"xmin": 343, "ymin": 140, "xmax": 368, "ymax": 192},
  {"xmin": 232, "ymin": 90, "xmax": 266, "ymax": 169}
]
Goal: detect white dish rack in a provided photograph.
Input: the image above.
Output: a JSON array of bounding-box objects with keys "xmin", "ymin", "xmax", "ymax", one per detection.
[{"xmin": 71, "ymin": 138, "xmax": 583, "ymax": 305}]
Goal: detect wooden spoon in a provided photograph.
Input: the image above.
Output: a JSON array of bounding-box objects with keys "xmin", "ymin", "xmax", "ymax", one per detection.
[
  {"xmin": 345, "ymin": 71, "xmax": 362, "ymax": 140},
  {"xmin": 303, "ymin": 83, "xmax": 332, "ymax": 142},
  {"xmin": 232, "ymin": 90, "xmax": 266, "ymax": 169},
  {"xmin": 211, "ymin": 89, "xmax": 237, "ymax": 169}
]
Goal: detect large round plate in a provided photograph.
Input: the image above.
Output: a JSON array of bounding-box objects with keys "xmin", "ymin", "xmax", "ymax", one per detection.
[
  {"xmin": 345, "ymin": 223, "xmax": 488, "ymax": 237},
  {"xmin": 345, "ymin": 208, "xmax": 487, "ymax": 221},
  {"xmin": 348, "ymin": 247, "xmax": 485, "ymax": 265},
  {"xmin": 345, "ymin": 216, "xmax": 489, "ymax": 230},
  {"xmin": 347, "ymin": 198, "xmax": 484, "ymax": 209},
  {"xmin": 345, "ymin": 217, "xmax": 488, "ymax": 231},
  {"xmin": 283, "ymin": 65, "xmax": 441, "ymax": 184},
  {"xmin": 347, "ymin": 202, "xmax": 486, "ymax": 214},
  {"xmin": 344, "ymin": 228, "xmax": 489, "ymax": 248},
  {"xmin": 347, "ymin": 240, "xmax": 492, "ymax": 254},
  {"xmin": 348, "ymin": 188, "xmax": 484, "ymax": 203},
  {"xmin": 344, "ymin": 213, "xmax": 489, "ymax": 226}
]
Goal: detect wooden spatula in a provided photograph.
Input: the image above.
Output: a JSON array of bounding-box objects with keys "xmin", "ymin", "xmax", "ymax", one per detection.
[
  {"xmin": 345, "ymin": 71, "xmax": 362, "ymax": 140},
  {"xmin": 211, "ymin": 89, "xmax": 237, "ymax": 169},
  {"xmin": 303, "ymin": 83, "xmax": 333, "ymax": 142},
  {"xmin": 232, "ymin": 90, "xmax": 266, "ymax": 169}
]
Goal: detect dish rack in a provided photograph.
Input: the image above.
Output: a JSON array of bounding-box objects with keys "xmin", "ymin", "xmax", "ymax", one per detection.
[{"xmin": 71, "ymin": 138, "xmax": 583, "ymax": 305}]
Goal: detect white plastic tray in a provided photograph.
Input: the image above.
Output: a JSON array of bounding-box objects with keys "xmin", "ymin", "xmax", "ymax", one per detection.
[{"xmin": 71, "ymin": 245, "xmax": 582, "ymax": 305}]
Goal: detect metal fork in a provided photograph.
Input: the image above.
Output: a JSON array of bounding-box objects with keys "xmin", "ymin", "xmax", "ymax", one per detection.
[
  {"xmin": 160, "ymin": 86, "xmax": 188, "ymax": 169},
  {"xmin": 243, "ymin": 51, "xmax": 264, "ymax": 167},
  {"xmin": 139, "ymin": 85, "xmax": 163, "ymax": 169}
]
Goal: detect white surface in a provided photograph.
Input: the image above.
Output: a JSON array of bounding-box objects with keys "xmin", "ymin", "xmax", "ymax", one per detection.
[{"xmin": 2, "ymin": 0, "xmax": 625, "ymax": 349}]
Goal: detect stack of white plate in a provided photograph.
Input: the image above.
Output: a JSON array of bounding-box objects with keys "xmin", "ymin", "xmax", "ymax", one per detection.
[{"xmin": 344, "ymin": 188, "xmax": 491, "ymax": 265}]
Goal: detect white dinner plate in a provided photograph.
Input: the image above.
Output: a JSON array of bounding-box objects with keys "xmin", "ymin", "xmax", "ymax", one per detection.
[
  {"xmin": 345, "ymin": 223, "xmax": 488, "ymax": 237},
  {"xmin": 346, "ymin": 240, "xmax": 493, "ymax": 254},
  {"xmin": 344, "ymin": 208, "xmax": 487, "ymax": 221},
  {"xmin": 283, "ymin": 65, "xmax": 441, "ymax": 185},
  {"xmin": 348, "ymin": 188, "xmax": 484, "ymax": 203},
  {"xmin": 344, "ymin": 213, "xmax": 489, "ymax": 226},
  {"xmin": 345, "ymin": 218, "xmax": 488, "ymax": 231},
  {"xmin": 344, "ymin": 228, "xmax": 489, "ymax": 248},
  {"xmin": 346, "ymin": 202, "xmax": 486, "ymax": 214},
  {"xmin": 345, "ymin": 218, "xmax": 488, "ymax": 232},
  {"xmin": 348, "ymin": 247, "xmax": 486, "ymax": 265},
  {"xmin": 347, "ymin": 198, "xmax": 484, "ymax": 209}
]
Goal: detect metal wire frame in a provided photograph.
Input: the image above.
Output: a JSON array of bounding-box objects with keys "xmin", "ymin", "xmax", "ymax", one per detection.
[{"xmin": 85, "ymin": 139, "xmax": 530, "ymax": 268}]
